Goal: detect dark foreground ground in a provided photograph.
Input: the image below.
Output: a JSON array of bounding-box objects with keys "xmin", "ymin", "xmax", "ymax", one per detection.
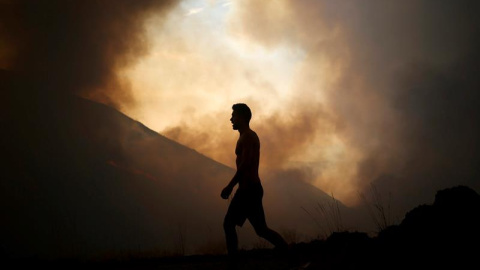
[
  {"xmin": 7, "ymin": 230, "xmax": 478, "ymax": 270},
  {"xmin": 11, "ymin": 249, "xmax": 310, "ymax": 270},
  {"xmin": 5, "ymin": 185, "xmax": 480, "ymax": 270}
]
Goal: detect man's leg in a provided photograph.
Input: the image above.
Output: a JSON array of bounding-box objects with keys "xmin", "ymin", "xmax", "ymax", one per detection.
[
  {"xmin": 249, "ymin": 206, "xmax": 288, "ymax": 249},
  {"xmin": 223, "ymin": 215, "xmax": 238, "ymax": 256},
  {"xmin": 224, "ymin": 193, "xmax": 246, "ymax": 257}
]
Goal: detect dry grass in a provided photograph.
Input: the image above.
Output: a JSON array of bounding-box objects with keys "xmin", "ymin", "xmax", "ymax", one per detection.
[
  {"xmin": 301, "ymin": 193, "xmax": 344, "ymax": 239},
  {"xmin": 358, "ymin": 183, "xmax": 394, "ymax": 232}
]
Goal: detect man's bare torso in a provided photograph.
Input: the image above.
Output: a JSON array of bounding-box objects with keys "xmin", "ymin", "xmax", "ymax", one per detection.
[{"xmin": 235, "ymin": 129, "xmax": 261, "ymax": 191}]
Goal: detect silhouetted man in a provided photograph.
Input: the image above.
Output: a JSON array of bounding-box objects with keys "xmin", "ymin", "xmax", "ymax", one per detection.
[{"xmin": 221, "ymin": 103, "xmax": 288, "ymax": 258}]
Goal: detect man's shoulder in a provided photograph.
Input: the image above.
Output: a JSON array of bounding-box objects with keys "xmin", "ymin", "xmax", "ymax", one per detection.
[
  {"xmin": 242, "ymin": 129, "xmax": 258, "ymax": 138},
  {"xmin": 242, "ymin": 129, "xmax": 260, "ymax": 144}
]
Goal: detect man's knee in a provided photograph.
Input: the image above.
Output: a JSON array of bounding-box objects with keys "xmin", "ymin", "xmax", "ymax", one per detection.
[{"xmin": 254, "ymin": 225, "xmax": 269, "ymax": 238}]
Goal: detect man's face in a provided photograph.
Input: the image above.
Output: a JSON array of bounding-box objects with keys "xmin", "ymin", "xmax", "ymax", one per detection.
[{"xmin": 230, "ymin": 110, "xmax": 240, "ymax": 130}]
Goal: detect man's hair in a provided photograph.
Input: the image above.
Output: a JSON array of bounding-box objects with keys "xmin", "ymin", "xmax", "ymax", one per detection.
[{"xmin": 232, "ymin": 103, "xmax": 252, "ymax": 123}]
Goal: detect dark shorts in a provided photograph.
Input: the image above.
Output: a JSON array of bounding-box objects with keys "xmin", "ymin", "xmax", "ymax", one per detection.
[{"xmin": 225, "ymin": 186, "xmax": 265, "ymax": 227}]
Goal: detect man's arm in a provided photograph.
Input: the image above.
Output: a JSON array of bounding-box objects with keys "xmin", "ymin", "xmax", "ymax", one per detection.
[{"xmin": 221, "ymin": 134, "xmax": 254, "ymax": 199}]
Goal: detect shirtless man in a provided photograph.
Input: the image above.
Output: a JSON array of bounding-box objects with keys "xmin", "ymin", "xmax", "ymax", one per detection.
[{"xmin": 221, "ymin": 103, "xmax": 288, "ymax": 257}]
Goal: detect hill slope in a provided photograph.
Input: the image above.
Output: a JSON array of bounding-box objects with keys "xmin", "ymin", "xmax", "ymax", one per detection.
[
  {"xmin": 1, "ymin": 76, "xmax": 353, "ymax": 259},
  {"xmin": 1, "ymin": 91, "xmax": 235, "ymax": 258}
]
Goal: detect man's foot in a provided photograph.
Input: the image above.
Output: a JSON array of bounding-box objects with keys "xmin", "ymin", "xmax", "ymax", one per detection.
[{"xmin": 273, "ymin": 242, "xmax": 289, "ymax": 256}]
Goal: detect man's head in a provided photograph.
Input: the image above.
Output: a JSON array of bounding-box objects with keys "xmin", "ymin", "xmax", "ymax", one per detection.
[{"xmin": 231, "ymin": 103, "xmax": 252, "ymax": 130}]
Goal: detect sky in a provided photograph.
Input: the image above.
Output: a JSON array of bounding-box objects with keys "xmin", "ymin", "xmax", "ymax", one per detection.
[
  {"xmin": 2, "ymin": 0, "xmax": 479, "ymax": 211},
  {"xmin": 123, "ymin": 0, "xmax": 363, "ymax": 205}
]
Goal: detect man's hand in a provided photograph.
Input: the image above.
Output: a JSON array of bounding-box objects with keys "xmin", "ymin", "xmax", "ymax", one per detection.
[{"xmin": 221, "ymin": 185, "xmax": 233, "ymax": 199}]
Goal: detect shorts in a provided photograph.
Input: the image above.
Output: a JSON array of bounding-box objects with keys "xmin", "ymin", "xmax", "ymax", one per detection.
[{"xmin": 225, "ymin": 185, "xmax": 265, "ymax": 227}]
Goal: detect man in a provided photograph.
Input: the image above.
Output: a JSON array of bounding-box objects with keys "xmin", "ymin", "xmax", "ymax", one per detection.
[{"xmin": 221, "ymin": 103, "xmax": 288, "ymax": 257}]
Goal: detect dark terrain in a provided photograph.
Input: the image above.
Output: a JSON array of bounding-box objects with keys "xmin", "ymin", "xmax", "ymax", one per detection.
[{"xmin": 6, "ymin": 185, "xmax": 480, "ymax": 270}]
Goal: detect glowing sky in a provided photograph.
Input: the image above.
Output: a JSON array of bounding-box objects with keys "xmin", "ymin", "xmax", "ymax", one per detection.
[
  {"xmin": 119, "ymin": 0, "xmax": 480, "ymax": 208},
  {"xmin": 124, "ymin": 0, "xmax": 358, "ymax": 204},
  {"xmin": 127, "ymin": 0, "xmax": 303, "ymax": 127}
]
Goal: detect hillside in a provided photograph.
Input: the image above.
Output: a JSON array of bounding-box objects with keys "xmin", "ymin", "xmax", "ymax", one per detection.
[
  {"xmin": 1, "ymin": 75, "xmax": 352, "ymax": 259},
  {"xmin": 1, "ymin": 91, "xmax": 233, "ymax": 258}
]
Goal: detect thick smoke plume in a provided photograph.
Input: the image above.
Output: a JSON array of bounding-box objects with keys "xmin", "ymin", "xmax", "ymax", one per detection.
[
  {"xmin": 3, "ymin": 0, "xmax": 478, "ymax": 215},
  {"xmin": 161, "ymin": 0, "xmax": 480, "ymax": 211},
  {"xmin": 233, "ymin": 0, "xmax": 480, "ymax": 210},
  {"xmin": 0, "ymin": 0, "xmax": 177, "ymax": 107}
]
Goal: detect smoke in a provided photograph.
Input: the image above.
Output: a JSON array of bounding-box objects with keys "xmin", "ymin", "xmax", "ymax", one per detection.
[
  {"xmin": 158, "ymin": 0, "xmax": 480, "ymax": 210},
  {"xmin": 226, "ymin": 0, "xmax": 480, "ymax": 209},
  {"xmin": 0, "ymin": 0, "xmax": 178, "ymax": 107},
  {"xmin": 5, "ymin": 0, "xmax": 477, "ymax": 211}
]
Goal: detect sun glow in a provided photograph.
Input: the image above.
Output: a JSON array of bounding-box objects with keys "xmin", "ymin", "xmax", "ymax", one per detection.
[
  {"xmin": 126, "ymin": 0, "xmax": 304, "ymax": 130},
  {"xmin": 124, "ymin": 0, "xmax": 361, "ymax": 206}
]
